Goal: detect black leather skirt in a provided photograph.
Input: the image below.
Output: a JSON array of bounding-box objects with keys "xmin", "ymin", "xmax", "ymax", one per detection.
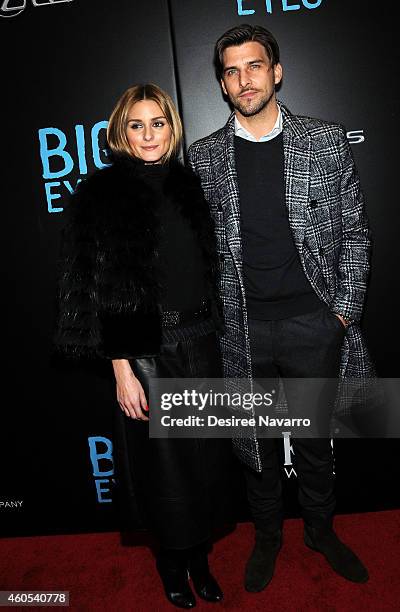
[{"xmin": 113, "ymin": 318, "xmax": 235, "ymax": 550}]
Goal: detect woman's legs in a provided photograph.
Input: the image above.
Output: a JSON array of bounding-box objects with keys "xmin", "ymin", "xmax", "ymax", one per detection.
[
  {"xmin": 156, "ymin": 547, "xmax": 195, "ymax": 609},
  {"xmin": 126, "ymin": 319, "xmax": 227, "ymax": 606},
  {"xmin": 187, "ymin": 541, "xmax": 223, "ymax": 603},
  {"xmin": 156, "ymin": 540, "xmax": 223, "ymax": 608}
]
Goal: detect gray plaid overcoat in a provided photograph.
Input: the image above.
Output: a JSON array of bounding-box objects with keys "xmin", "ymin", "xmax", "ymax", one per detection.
[{"xmin": 188, "ymin": 101, "xmax": 375, "ymax": 472}]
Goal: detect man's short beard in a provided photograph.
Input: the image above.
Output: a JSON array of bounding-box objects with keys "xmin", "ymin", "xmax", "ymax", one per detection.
[{"xmin": 232, "ymin": 91, "xmax": 274, "ymax": 117}]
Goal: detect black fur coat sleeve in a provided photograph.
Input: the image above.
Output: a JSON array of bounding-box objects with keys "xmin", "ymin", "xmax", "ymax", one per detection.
[
  {"xmin": 55, "ymin": 178, "xmax": 103, "ymax": 358},
  {"xmin": 54, "ymin": 158, "xmax": 220, "ymax": 360}
]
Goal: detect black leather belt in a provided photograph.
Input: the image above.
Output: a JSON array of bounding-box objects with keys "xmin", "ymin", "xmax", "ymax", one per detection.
[{"xmin": 161, "ymin": 299, "xmax": 211, "ymax": 327}]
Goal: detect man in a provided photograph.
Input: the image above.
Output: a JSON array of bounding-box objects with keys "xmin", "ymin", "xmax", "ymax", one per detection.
[{"xmin": 188, "ymin": 24, "xmax": 374, "ymax": 591}]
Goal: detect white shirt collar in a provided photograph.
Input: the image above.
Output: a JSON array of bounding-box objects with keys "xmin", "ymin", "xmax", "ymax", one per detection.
[{"xmin": 234, "ymin": 107, "xmax": 282, "ymax": 142}]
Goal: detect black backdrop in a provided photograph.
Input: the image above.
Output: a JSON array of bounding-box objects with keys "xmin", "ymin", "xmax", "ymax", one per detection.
[{"xmin": 1, "ymin": 0, "xmax": 399, "ymax": 537}]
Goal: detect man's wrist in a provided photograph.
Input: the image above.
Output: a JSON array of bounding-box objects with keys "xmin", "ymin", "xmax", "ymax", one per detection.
[{"xmin": 333, "ymin": 313, "xmax": 350, "ymax": 327}]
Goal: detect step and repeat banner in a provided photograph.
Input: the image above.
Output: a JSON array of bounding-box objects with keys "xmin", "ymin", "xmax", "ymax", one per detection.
[{"xmin": 1, "ymin": 0, "xmax": 399, "ymax": 536}]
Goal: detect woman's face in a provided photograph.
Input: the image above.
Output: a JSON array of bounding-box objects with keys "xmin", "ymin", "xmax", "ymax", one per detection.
[{"xmin": 126, "ymin": 99, "xmax": 172, "ymax": 163}]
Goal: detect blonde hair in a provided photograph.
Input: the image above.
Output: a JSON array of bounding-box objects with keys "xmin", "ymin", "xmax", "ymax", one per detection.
[{"xmin": 107, "ymin": 83, "xmax": 182, "ymax": 163}]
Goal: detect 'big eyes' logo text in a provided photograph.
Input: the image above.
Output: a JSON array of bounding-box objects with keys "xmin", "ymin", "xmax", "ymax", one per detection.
[
  {"xmin": 236, "ymin": 0, "xmax": 323, "ymax": 15},
  {"xmin": 38, "ymin": 121, "xmax": 109, "ymax": 213}
]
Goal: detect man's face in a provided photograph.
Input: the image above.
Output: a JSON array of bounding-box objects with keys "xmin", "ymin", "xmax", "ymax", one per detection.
[{"xmin": 220, "ymin": 41, "xmax": 282, "ymax": 117}]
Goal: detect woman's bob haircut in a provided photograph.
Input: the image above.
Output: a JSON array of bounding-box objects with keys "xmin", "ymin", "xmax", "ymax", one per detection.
[{"xmin": 107, "ymin": 83, "xmax": 183, "ymax": 163}]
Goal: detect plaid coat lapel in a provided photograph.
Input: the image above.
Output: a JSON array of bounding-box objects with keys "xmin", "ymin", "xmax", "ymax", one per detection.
[
  {"xmin": 211, "ymin": 113, "xmax": 245, "ymax": 269},
  {"xmin": 280, "ymin": 101, "xmax": 312, "ymax": 250}
]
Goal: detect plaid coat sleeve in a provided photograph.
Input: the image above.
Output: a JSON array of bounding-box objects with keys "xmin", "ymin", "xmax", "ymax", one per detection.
[{"xmin": 330, "ymin": 126, "xmax": 371, "ymax": 323}]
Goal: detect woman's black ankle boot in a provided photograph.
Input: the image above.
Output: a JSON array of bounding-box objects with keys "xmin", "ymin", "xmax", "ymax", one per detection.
[
  {"xmin": 187, "ymin": 543, "xmax": 223, "ymax": 603},
  {"xmin": 156, "ymin": 548, "xmax": 196, "ymax": 609}
]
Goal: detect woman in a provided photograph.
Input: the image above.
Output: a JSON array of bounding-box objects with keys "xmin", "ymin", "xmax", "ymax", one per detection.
[{"xmin": 55, "ymin": 84, "xmax": 233, "ymax": 609}]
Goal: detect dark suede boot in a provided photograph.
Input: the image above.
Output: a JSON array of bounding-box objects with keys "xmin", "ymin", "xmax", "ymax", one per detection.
[
  {"xmin": 304, "ymin": 524, "xmax": 369, "ymax": 583},
  {"xmin": 244, "ymin": 528, "xmax": 282, "ymax": 592}
]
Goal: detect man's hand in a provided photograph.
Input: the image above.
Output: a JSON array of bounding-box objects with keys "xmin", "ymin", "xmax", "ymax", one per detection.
[
  {"xmin": 112, "ymin": 359, "xmax": 149, "ymax": 421},
  {"xmin": 334, "ymin": 313, "xmax": 349, "ymax": 328}
]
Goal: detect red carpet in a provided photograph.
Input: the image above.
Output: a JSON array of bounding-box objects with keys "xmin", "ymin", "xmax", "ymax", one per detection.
[{"xmin": 1, "ymin": 511, "xmax": 399, "ymax": 611}]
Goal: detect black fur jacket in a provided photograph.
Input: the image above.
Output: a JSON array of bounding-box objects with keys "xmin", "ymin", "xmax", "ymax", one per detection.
[{"xmin": 55, "ymin": 153, "xmax": 221, "ymax": 360}]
